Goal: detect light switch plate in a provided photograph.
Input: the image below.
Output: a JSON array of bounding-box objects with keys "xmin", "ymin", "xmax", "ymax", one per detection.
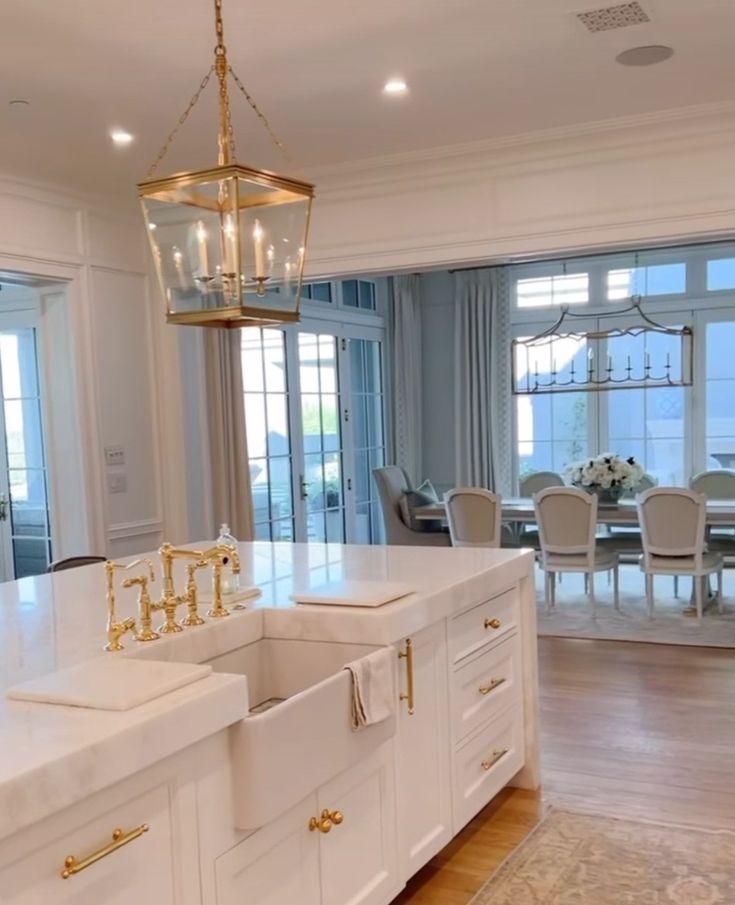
[
  {"xmin": 108, "ymin": 472, "xmax": 128, "ymax": 494},
  {"xmin": 105, "ymin": 445, "xmax": 125, "ymax": 467}
]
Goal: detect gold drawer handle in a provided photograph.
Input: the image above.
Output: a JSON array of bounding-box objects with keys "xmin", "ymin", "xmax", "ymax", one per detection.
[
  {"xmin": 61, "ymin": 824, "xmax": 149, "ymax": 879},
  {"xmin": 484, "ymin": 618, "xmax": 501, "ymax": 630},
  {"xmin": 398, "ymin": 638, "xmax": 415, "ymax": 715},
  {"xmin": 309, "ymin": 809, "xmax": 344, "ymax": 834},
  {"xmin": 478, "ymin": 677, "xmax": 506, "ymax": 696},
  {"xmin": 481, "ymin": 748, "xmax": 509, "ymax": 771}
]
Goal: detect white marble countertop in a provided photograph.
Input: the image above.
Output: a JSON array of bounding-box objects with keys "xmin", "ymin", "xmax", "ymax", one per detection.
[{"xmin": 0, "ymin": 541, "xmax": 534, "ymax": 841}]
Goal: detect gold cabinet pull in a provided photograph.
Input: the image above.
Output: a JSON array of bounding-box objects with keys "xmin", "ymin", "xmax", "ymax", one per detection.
[
  {"xmin": 481, "ymin": 748, "xmax": 509, "ymax": 771},
  {"xmin": 309, "ymin": 809, "xmax": 343, "ymax": 833},
  {"xmin": 484, "ymin": 617, "xmax": 501, "ymax": 630},
  {"xmin": 398, "ymin": 638, "xmax": 415, "ymax": 716},
  {"xmin": 478, "ymin": 677, "xmax": 506, "ymax": 696},
  {"xmin": 61, "ymin": 824, "xmax": 149, "ymax": 879}
]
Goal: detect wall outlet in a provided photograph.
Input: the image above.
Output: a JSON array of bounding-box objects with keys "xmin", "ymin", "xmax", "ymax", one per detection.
[
  {"xmin": 105, "ymin": 445, "xmax": 126, "ymax": 467},
  {"xmin": 107, "ymin": 472, "xmax": 128, "ymax": 494}
]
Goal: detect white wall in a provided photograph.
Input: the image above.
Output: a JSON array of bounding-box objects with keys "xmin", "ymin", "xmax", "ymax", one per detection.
[
  {"xmin": 305, "ymin": 102, "xmax": 735, "ymax": 278},
  {"xmin": 0, "ymin": 175, "xmax": 182, "ymax": 560}
]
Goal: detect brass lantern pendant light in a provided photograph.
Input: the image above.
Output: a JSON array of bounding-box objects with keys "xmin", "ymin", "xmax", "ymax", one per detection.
[{"xmin": 138, "ymin": 0, "xmax": 314, "ymax": 328}]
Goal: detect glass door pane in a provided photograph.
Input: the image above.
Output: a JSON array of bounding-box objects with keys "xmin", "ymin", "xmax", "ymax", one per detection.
[
  {"xmin": 705, "ymin": 320, "xmax": 735, "ymax": 469},
  {"xmin": 0, "ymin": 327, "xmax": 52, "ymax": 577},
  {"xmin": 242, "ymin": 328, "xmax": 295, "ymax": 541},
  {"xmin": 297, "ymin": 333, "xmax": 346, "ymax": 543},
  {"xmin": 349, "ymin": 338, "xmax": 386, "ymax": 543},
  {"xmin": 606, "ymin": 328, "xmax": 686, "ymax": 485}
]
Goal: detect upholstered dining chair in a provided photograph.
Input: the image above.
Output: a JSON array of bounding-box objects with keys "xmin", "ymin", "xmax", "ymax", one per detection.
[
  {"xmin": 444, "ymin": 488, "xmax": 502, "ymax": 548},
  {"xmin": 372, "ymin": 466, "xmax": 451, "ymax": 547},
  {"xmin": 49, "ymin": 556, "xmax": 106, "ymax": 573},
  {"xmin": 519, "ymin": 471, "xmax": 564, "ymax": 496},
  {"xmin": 637, "ymin": 487, "xmax": 724, "ymax": 623},
  {"xmin": 518, "ymin": 471, "xmax": 564, "ymax": 548},
  {"xmin": 534, "ymin": 486, "xmax": 620, "ymax": 612},
  {"xmin": 689, "ymin": 470, "xmax": 735, "ymax": 558}
]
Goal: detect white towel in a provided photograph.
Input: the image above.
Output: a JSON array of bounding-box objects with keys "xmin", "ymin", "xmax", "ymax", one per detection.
[{"xmin": 344, "ymin": 647, "xmax": 395, "ymax": 730}]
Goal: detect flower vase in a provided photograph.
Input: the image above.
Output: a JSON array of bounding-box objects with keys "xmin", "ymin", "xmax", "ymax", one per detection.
[{"xmin": 574, "ymin": 483, "xmax": 624, "ymax": 506}]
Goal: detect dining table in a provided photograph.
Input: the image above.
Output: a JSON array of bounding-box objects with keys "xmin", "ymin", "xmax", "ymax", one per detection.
[{"xmin": 413, "ymin": 496, "xmax": 735, "ymax": 527}]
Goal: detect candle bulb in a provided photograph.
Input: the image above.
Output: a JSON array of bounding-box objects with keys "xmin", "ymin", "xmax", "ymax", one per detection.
[
  {"xmin": 645, "ymin": 352, "xmax": 651, "ymax": 369},
  {"xmin": 607, "ymin": 354, "xmax": 613, "ymax": 371},
  {"xmin": 666, "ymin": 352, "xmax": 671, "ymax": 369},
  {"xmin": 267, "ymin": 244, "xmax": 275, "ymax": 274},
  {"xmin": 173, "ymin": 248, "xmax": 187, "ymax": 290},
  {"xmin": 196, "ymin": 221, "xmax": 209, "ymax": 276},
  {"xmin": 223, "ymin": 214, "xmax": 238, "ymax": 275},
  {"xmin": 253, "ymin": 219, "xmax": 265, "ymax": 278},
  {"xmin": 626, "ymin": 355, "xmax": 632, "ymax": 370}
]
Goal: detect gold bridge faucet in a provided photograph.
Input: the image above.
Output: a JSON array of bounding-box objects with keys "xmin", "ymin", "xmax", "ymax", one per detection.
[{"xmin": 103, "ymin": 542, "xmax": 242, "ymax": 651}]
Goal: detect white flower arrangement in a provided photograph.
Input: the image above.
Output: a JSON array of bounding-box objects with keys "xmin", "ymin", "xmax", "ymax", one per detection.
[{"xmin": 566, "ymin": 453, "xmax": 645, "ymax": 491}]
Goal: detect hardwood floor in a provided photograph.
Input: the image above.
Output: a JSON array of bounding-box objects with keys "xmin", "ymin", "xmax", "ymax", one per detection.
[{"xmin": 392, "ymin": 637, "xmax": 735, "ymax": 904}]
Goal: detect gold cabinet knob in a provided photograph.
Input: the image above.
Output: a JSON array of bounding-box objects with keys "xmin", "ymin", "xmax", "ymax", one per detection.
[
  {"xmin": 327, "ymin": 809, "xmax": 343, "ymax": 826},
  {"xmin": 484, "ymin": 617, "xmax": 501, "ymax": 630},
  {"xmin": 309, "ymin": 815, "xmax": 332, "ymax": 834}
]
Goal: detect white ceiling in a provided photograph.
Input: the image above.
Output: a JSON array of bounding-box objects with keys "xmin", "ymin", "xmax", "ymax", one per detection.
[{"xmin": 2, "ymin": 0, "xmax": 735, "ymax": 196}]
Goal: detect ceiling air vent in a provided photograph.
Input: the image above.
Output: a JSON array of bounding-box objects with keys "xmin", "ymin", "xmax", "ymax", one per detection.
[{"xmin": 576, "ymin": 1, "xmax": 650, "ymax": 32}]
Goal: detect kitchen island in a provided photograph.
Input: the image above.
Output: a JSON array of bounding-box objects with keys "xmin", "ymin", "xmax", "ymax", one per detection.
[{"xmin": 0, "ymin": 541, "xmax": 538, "ymax": 904}]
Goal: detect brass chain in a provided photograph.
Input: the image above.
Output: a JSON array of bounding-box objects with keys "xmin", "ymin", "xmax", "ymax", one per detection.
[
  {"xmin": 228, "ymin": 65, "xmax": 294, "ymax": 168},
  {"xmin": 145, "ymin": 66, "xmax": 216, "ymax": 178},
  {"xmin": 144, "ymin": 0, "xmax": 295, "ymax": 177}
]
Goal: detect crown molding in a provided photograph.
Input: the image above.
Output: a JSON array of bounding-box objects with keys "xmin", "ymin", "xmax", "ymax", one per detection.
[{"xmin": 305, "ymin": 100, "xmax": 735, "ymax": 183}]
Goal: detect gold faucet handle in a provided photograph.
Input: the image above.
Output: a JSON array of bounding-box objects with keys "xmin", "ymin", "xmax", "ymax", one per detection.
[{"xmin": 104, "ymin": 617, "xmax": 136, "ymax": 652}]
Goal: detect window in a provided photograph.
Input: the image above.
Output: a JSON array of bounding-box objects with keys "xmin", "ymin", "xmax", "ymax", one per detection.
[
  {"xmin": 606, "ymin": 263, "xmax": 686, "ymax": 301},
  {"xmin": 707, "ymin": 259, "xmax": 735, "ymax": 292},
  {"xmin": 350, "ymin": 339, "xmax": 386, "ymax": 543},
  {"xmin": 516, "ymin": 272, "xmax": 588, "ymax": 309},
  {"xmin": 302, "ymin": 282, "xmax": 333, "ymax": 303},
  {"xmin": 705, "ymin": 320, "xmax": 735, "ymax": 469},
  {"xmin": 342, "ymin": 279, "xmax": 377, "ymax": 311},
  {"xmin": 242, "ymin": 328, "xmax": 295, "ymax": 542}
]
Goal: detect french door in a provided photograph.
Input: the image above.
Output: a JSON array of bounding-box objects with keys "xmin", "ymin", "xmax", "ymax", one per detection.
[
  {"xmin": 0, "ymin": 311, "xmax": 53, "ymax": 579},
  {"xmin": 242, "ymin": 321, "xmax": 386, "ymax": 544}
]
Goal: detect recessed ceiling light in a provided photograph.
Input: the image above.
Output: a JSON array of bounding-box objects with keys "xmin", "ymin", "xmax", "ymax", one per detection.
[
  {"xmin": 110, "ymin": 129, "xmax": 134, "ymax": 145},
  {"xmin": 383, "ymin": 78, "xmax": 408, "ymax": 96},
  {"xmin": 616, "ymin": 45, "xmax": 674, "ymax": 66}
]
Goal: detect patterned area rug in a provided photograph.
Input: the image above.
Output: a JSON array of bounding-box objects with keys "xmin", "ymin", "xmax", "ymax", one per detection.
[
  {"xmin": 535, "ymin": 565, "xmax": 735, "ymax": 648},
  {"xmin": 471, "ymin": 809, "xmax": 735, "ymax": 904}
]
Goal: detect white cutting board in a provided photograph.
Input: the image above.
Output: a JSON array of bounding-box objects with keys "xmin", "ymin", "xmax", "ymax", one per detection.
[
  {"xmin": 7, "ymin": 659, "xmax": 212, "ymax": 711},
  {"xmin": 291, "ymin": 580, "xmax": 415, "ymax": 608}
]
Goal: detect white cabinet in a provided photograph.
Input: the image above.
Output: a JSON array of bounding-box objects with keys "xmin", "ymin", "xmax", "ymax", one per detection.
[
  {"xmin": 0, "ymin": 767, "xmax": 200, "ymax": 905},
  {"xmin": 215, "ymin": 743, "xmax": 399, "ymax": 905},
  {"xmin": 394, "ymin": 621, "xmax": 453, "ymax": 878},
  {"xmin": 318, "ymin": 743, "xmax": 399, "ymax": 905},
  {"xmin": 215, "ymin": 797, "xmax": 321, "ymax": 905}
]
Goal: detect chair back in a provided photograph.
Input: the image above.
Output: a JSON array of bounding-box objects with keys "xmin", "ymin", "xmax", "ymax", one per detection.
[
  {"xmin": 689, "ymin": 470, "xmax": 735, "ymax": 500},
  {"xmin": 520, "ymin": 471, "xmax": 563, "ymax": 497},
  {"xmin": 534, "ymin": 487, "xmax": 598, "ymax": 562},
  {"xmin": 49, "ymin": 556, "xmax": 106, "ymax": 573},
  {"xmin": 372, "ymin": 466, "xmax": 414, "ymax": 545},
  {"xmin": 637, "ymin": 487, "xmax": 706, "ymax": 566},
  {"xmin": 443, "ymin": 488, "xmax": 502, "ymax": 548}
]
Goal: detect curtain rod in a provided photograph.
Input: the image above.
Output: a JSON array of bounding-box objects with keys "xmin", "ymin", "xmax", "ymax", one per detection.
[{"xmin": 445, "ymin": 234, "xmax": 735, "ymax": 275}]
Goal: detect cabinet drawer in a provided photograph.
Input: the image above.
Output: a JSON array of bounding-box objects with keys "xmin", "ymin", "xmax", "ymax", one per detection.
[
  {"xmin": 0, "ymin": 783, "xmax": 175, "ymax": 905},
  {"xmin": 450, "ymin": 587, "xmax": 519, "ymax": 665},
  {"xmin": 452, "ymin": 707, "xmax": 525, "ymax": 833},
  {"xmin": 451, "ymin": 634, "xmax": 521, "ymax": 744}
]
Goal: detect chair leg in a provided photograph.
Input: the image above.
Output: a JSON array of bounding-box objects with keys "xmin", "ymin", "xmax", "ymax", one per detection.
[
  {"xmin": 588, "ymin": 570, "xmax": 595, "ymax": 602},
  {"xmin": 550, "ymin": 572, "xmax": 557, "ymax": 611},
  {"xmin": 613, "ymin": 565, "xmax": 620, "ymax": 611},
  {"xmin": 645, "ymin": 574, "xmax": 654, "ymax": 619},
  {"xmin": 544, "ymin": 572, "xmax": 553, "ymax": 613},
  {"xmin": 695, "ymin": 575, "xmax": 703, "ymax": 624},
  {"xmin": 717, "ymin": 571, "xmax": 724, "ymax": 615},
  {"xmin": 584, "ymin": 573, "xmax": 589, "ymax": 594},
  {"xmin": 673, "ymin": 575, "xmax": 679, "ymax": 598}
]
